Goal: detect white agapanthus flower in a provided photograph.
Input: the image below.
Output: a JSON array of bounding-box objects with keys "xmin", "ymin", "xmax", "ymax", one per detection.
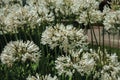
[
  {"xmin": 100, "ymin": 53, "xmax": 120, "ymax": 80},
  {"xmin": 46, "ymin": 0, "xmax": 73, "ymax": 16},
  {"xmin": 55, "ymin": 49, "xmax": 96, "ymax": 77},
  {"xmin": 26, "ymin": 0, "xmax": 54, "ymax": 22},
  {"xmin": 0, "ymin": 4, "xmax": 21, "ymax": 33},
  {"xmin": 55, "ymin": 48, "xmax": 120, "ymax": 79},
  {"xmin": 73, "ymin": 52, "xmax": 96, "ymax": 76},
  {"xmin": 41, "ymin": 24, "xmax": 88, "ymax": 52},
  {"xmin": 26, "ymin": 73, "xmax": 58, "ymax": 80},
  {"xmin": 74, "ymin": 49, "xmax": 120, "ymax": 78},
  {"xmin": 77, "ymin": 9, "xmax": 103, "ymax": 25},
  {"xmin": 55, "ymin": 55, "xmax": 75, "ymax": 76},
  {"xmin": 103, "ymin": 10, "xmax": 120, "ymax": 33},
  {"xmin": 103, "ymin": 6, "xmax": 111, "ymax": 14},
  {"xmin": 0, "ymin": 1, "xmax": 54, "ymax": 34},
  {"xmin": 76, "ymin": 0, "xmax": 99, "ymax": 10},
  {"xmin": 2, "ymin": 0, "xmax": 22, "ymax": 6},
  {"xmin": 90, "ymin": 49, "xmax": 120, "ymax": 80},
  {"xmin": 3, "ymin": 5, "xmax": 40, "ymax": 33},
  {"xmin": 45, "ymin": 0, "xmax": 99, "ymax": 17},
  {"xmin": 0, "ymin": 4, "xmax": 40, "ymax": 33},
  {"xmin": 71, "ymin": 0, "xmax": 99, "ymax": 14},
  {"xmin": 101, "ymin": 64, "xmax": 120, "ymax": 80},
  {"xmin": 0, "ymin": 40, "xmax": 41, "ymax": 67},
  {"xmin": 73, "ymin": 0, "xmax": 104, "ymax": 26}
]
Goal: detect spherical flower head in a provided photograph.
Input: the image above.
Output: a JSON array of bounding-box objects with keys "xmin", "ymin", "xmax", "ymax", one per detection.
[
  {"xmin": 46, "ymin": 0, "xmax": 73, "ymax": 16},
  {"xmin": 100, "ymin": 64, "xmax": 120, "ymax": 80},
  {"xmin": 55, "ymin": 48, "xmax": 120, "ymax": 79},
  {"xmin": 2, "ymin": 5, "xmax": 42, "ymax": 34},
  {"xmin": 2, "ymin": 0, "xmax": 22, "ymax": 6},
  {"xmin": 84, "ymin": 0, "xmax": 99, "ymax": 10},
  {"xmin": 71, "ymin": 0, "xmax": 99, "ymax": 14},
  {"xmin": 55, "ymin": 55, "xmax": 75, "ymax": 76},
  {"xmin": 103, "ymin": 10, "xmax": 120, "ymax": 34},
  {"xmin": 73, "ymin": 52, "xmax": 96, "ymax": 76},
  {"xmin": 99, "ymin": 53, "xmax": 120, "ymax": 80},
  {"xmin": 55, "ymin": 49, "xmax": 96, "ymax": 77},
  {"xmin": 0, "ymin": 40, "xmax": 41, "ymax": 67},
  {"xmin": 26, "ymin": 0, "xmax": 55, "ymax": 22},
  {"xmin": 77, "ymin": 9, "xmax": 103, "ymax": 25},
  {"xmin": 88, "ymin": 48, "xmax": 120, "ymax": 80},
  {"xmin": 0, "ymin": 4, "xmax": 22, "ymax": 34},
  {"xmin": 26, "ymin": 73, "xmax": 58, "ymax": 80},
  {"xmin": 41, "ymin": 24, "xmax": 88, "ymax": 53}
]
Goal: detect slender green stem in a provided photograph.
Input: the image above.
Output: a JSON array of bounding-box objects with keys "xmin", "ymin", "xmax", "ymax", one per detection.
[
  {"xmin": 1, "ymin": 29, "xmax": 7, "ymax": 44},
  {"xmin": 113, "ymin": 34, "xmax": 115, "ymax": 48},
  {"xmin": 90, "ymin": 24, "xmax": 93, "ymax": 48},
  {"xmin": 22, "ymin": 28, "xmax": 27, "ymax": 41},
  {"xmin": 108, "ymin": 33, "xmax": 111, "ymax": 53},
  {"xmin": 69, "ymin": 76, "xmax": 72, "ymax": 80},
  {"xmin": 92, "ymin": 26, "xmax": 98, "ymax": 46},
  {"xmin": 85, "ymin": 74, "xmax": 90, "ymax": 80},
  {"xmin": 102, "ymin": 27, "xmax": 105, "ymax": 53},
  {"xmin": 98, "ymin": 26, "xmax": 101, "ymax": 46},
  {"xmin": 14, "ymin": 31, "xmax": 19, "ymax": 41},
  {"xmin": 118, "ymin": 30, "xmax": 120, "ymax": 48}
]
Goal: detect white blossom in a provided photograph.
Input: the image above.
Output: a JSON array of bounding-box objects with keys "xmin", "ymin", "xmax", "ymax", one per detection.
[
  {"xmin": 2, "ymin": 0, "xmax": 22, "ymax": 6},
  {"xmin": 101, "ymin": 64, "xmax": 120, "ymax": 80},
  {"xmin": 55, "ymin": 55, "xmax": 75, "ymax": 76},
  {"xmin": 0, "ymin": 40, "xmax": 41, "ymax": 67},
  {"xmin": 41, "ymin": 24, "xmax": 88, "ymax": 52},
  {"xmin": 103, "ymin": 10, "xmax": 120, "ymax": 33},
  {"xmin": 73, "ymin": 52, "xmax": 96, "ymax": 76},
  {"xmin": 26, "ymin": 73, "xmax": 58, "ymax": 80},
  {"xmin": 0, "ymin": 1, "xmax": 55, "ymax": 34},
  {"xmin": 77, "ymin": 9, "xmax": 103, "ymax": 25}
]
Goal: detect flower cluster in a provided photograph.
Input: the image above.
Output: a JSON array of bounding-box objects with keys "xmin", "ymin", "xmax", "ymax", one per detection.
[
  {"xmin": 0, "ymin": 40, "xmax": 41, "ymax": 67},
  {"xmin": 0, "ymin": 0, "xmax": 54, "ymax": 34},
  {"xmin": 45, "ymin": 0, "xmax": 100, "ymax": 19},
  {"xmin": 103, "ymin": 10, "xmax": 120, "ymax": 33},
  {"xmin": 77, "ymin": 9, "xmax": 103, "ymax": 25},
  {"xmin": 0, "ymin": 0, "xmax": 22, "ymax": 6},
  {"xmin": 41, "ymin": 24, "xmax": 88, "ymax": 52},
  {"xmin": 75, "ymin": 0, "xmax": 105, "ymax": 26},
  {"xmin": 55, "ymin": 48, "xmax": 120, "ymax": 79},
  {"xmin": 100, "ymin": 53, "xmax": 120, "ymax": 80},
  {"xmin": 73, "ymin": 52, "xmax": 96, "ymax": 76},
  {"xmin": 55, "ymin": 49, "xmax": 96, "ymax": 76},
  {"xmin": 1, "ymin": 0, "xmax": 114, "ymax": 34},
  {"xmin": 26, "ymin": 73, "xmax": 58, "ymax": 80},
  {"xmin": 45, "ymin": 0, "xmax": 73, "ymax": 16},
  {"xmin": 3, "ymin": 5, "xmax": 40, "ymax": 33},
  {"xmin": 55, "ymin": 55, "xmax": 74, "ymax": 76}
]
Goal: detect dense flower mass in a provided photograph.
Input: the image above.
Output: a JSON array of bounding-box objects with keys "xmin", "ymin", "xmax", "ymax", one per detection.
[
  {"xmin": 72, "ymin": 0, "xmax": 99, "ymax": 11},
  {"xmin": 99, "ymin": 53, "xmax": 120, "ymax": 80},
  {"xmin": 26, "ymin": 73, "xmax": 58, "ymax": 80},
  {"xmin": 73, "ymin": 52, "xmax": 96, "ymax": 76},
  {"xmin": 55, "ymin": 55, "xmax": 75, "ymax": 76},
  {"xmin": 0, "ymin": 0, "xmax": 54, "ymax": 34},
  {"xmin": 77, "ymin": 9, "xmax": 103, "ymax": 25},
  {"xmin": 3, "ymin": 5, "xmax": 40, "ymax": 33},
  {"xmin": 0, "ymin": 40, "xmax": 41, "ymax": 67},
  {"xmin": 74, "ymin": 0, "xmax": 103, "ymax": 26},
  {"xmin": 0, "ymin": 0, "xmax": 22, "ymax": 6},
  {"xmin": 55, "ymin": 48, "xmax": 120, "ymax": 79},
  {"xmin": 55, "ymin": 50, "xmax": 97, "ymax": 76},
  {"xmin": 103, "ymin": 10, "xmax": 120, "ymax": 33},
  {"xmin": 41, "ymin": 24, "xmax": 88, "ymax": 52}
]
